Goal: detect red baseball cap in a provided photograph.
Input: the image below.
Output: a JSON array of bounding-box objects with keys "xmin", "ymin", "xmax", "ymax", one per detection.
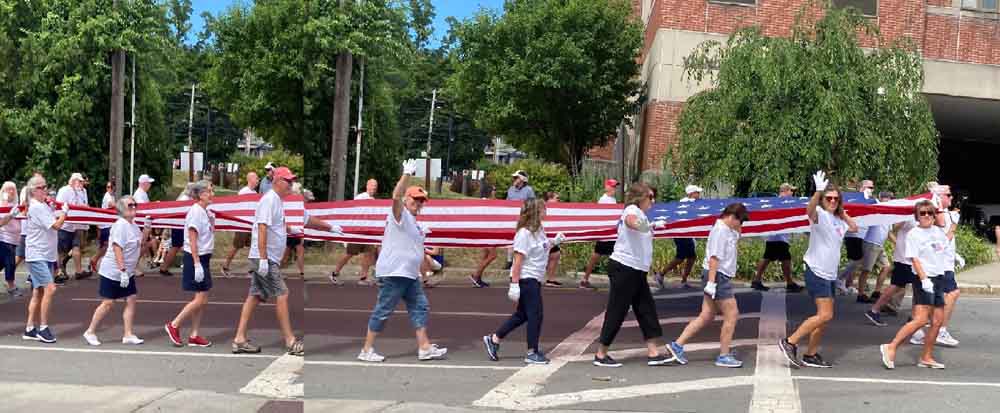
[
  {"xmin": 604, "ymin": 179, "xmax": 619, "ymax": 188},
  {"xmin": 272, "ymin": 167, "xmax": 297, "ymax": 181},
  {"xmin": 405, "ymin": 186, "xmax": 429, "ymax": 201}
]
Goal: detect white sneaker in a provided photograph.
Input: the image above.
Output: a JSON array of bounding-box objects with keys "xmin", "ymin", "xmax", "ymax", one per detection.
[
  {"xmin": 83, "ymin": 332, "xmax": 101, "ymax": 346},
  {"xmin": 357, "ymin": 348, "xmax": 385, "ymax": 362},
  {"xmin": 910, "ymin": 328, "xmax": 926, "ymax": 345},
  {"xmin": 937, "ymin": 329, "xmax": 959, "ymax": 347},
  {"xmin": 122, "ymin": 335, "xmax": 144, "ymax": 345},
  {"xmin": 418, "ymin": 344, "xmax": 448, "ymax": 361}
]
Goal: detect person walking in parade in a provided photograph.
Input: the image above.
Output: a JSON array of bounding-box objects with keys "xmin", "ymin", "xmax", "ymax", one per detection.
[{"xmin": 165, "ymin": 181, "xmax": 217, "ymax": 348}]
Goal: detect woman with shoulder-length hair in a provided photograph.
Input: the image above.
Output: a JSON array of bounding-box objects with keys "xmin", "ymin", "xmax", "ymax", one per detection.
[
  {"xmin": 593, "ymin": 182, "xmax": 672, "ymax": 367},
  {"xmin": 0, "ymin": 181, "xmax": 22, "ymax": 296},
  {"xmin": 482, "ymin": 198, "xmax": 565, "ymax": 365},
  {"xmin": 165, "ymin": 180, "xmax": 216, "ymax": 348},
  {"xmin": 82, "ymin": 195, "xmax": 153, "ymax": 346},
  {"xmin": 879, "ymin": 199, "xmax": 950, "ymax": 369},
  {"xmin": 779, "ymin": 171, "xmax": 858, "ymax": 368}
]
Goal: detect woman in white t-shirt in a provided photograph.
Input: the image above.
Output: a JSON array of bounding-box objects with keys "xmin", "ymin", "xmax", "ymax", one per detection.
[
  {"xmin": 593, "ymin": 182, "xmax": 672, "ymax": 368},
  {"xmin": 82, "ymin": 196, "xmax": 152, "ymax": 346},
  {"xmin": 1, "ymin": 181, "xmax": 22, "ymax": 295},
  {"xmin": 879, "ymin": 200, "xmax": 950, "ymax": 370},
  {"xmin": 667, "ymin": 203, "xmax": 749, "ymax": 368},
  {"xmin": 779, "ymin": 171, "xmax": 857, "ymax": 369},
  {"xmin": 165, "ymin": 180, "xmax": 216, "ymax": 348},
  {"xmin": 88, "ymin": 181, "xmax": 117, "ymax": 275},
  {"xmin": 482, "ymin": 198, "xmax": 565, "ymax": 365}
]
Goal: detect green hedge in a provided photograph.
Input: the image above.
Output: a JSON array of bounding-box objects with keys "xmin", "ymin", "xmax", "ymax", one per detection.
[{"xmin": 228, "ymin": 149, "xmax": 304, "ymax": 188}]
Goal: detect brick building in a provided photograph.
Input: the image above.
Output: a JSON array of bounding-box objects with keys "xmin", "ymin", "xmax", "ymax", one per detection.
[{"xmin": 597, "ymin": 0, "xmax": 999, "ymax": 207}]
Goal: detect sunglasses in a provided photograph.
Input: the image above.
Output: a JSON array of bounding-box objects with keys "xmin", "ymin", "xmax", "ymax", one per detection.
[
  {"xmin": 126, "ymin": 203, "xmax": 137, "ymax": 209},
  {"xmin": 34, "ymin": 186, "xmax": 48, "ymax": 191},
  {"xmin": 824, "ymin": 196, "xmax": 839, "ymax": 202},
  {"xmin": 918, "ymin": 210, "xmax": 935, "ymax": 217}
]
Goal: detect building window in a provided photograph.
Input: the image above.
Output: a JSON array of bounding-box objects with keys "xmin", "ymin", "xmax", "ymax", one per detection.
[
  {"xmin": 962, "ymin": 0, "xmax": 1000, "ymax": 12},
  {"xmin": 832, "ymin": 0, "xmax": 878, "ymax": 16},
  {"xmin": 708, "ymin": 0, "xmax": 756, "ymax": 6}
]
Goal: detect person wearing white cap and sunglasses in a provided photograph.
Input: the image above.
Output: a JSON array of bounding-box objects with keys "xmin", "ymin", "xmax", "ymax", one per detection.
[
  {"xmin": 55, "ymin": 173, "xmax": 91, "ymax": 283},
  {"xmin": 259, "ymin": 162, "xmax": 275, "ymax": 195},
  {"xmin": 134, "ymin": 174, "xmax": 154, "ymax": 204},
  {"xmin": 655, "ymin": 184, "xmax": 703, "ymax": 289}
]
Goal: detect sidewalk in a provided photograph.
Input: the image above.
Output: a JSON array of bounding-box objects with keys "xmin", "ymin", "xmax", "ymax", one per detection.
[{"xmin": 955, "ymin": 261, "xmax": 1000, "ymax": 291}]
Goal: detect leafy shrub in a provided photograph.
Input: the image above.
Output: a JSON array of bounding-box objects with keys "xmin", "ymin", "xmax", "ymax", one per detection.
[
  {"xmin": 488, "ymin": 159, "xmax": 572, "ymax": 200},
  {"xmin": 956, "ymin": 225, "xmax": 996, "ymax": 270},
  {"xmin": 228, "ymin": 149, "xmax": 304, "ymax": 188}
]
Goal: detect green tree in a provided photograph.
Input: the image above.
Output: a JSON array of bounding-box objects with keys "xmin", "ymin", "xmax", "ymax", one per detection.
[
  {"xmin": 676, "ymin": 4, "xmax": 939, "ymax": 195},
  {"xmin": 448, "ymin": 0, "xmax": 643, "ymax": 175}
]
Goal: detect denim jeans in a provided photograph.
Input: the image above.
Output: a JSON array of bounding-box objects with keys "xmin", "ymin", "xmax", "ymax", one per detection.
[
  {"xmin": 0, "ymin": 242, "xmax": 16, "ymax": 282},
  {"xmin": 496, "ymin": 278, "xmax": 543, "ymax": 352},
  {"xmin": 368, "ymin": 276, "xmax": 429, "ymax": 332}
]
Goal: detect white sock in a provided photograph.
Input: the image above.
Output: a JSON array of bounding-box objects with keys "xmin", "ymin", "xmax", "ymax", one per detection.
[
  {"xmin": 25, "ymin": 325, "xmax": 33, "ymax": 332},
  {"xmin": 39, "ymin": 324, "xmax": 48, "ymax": 330}
]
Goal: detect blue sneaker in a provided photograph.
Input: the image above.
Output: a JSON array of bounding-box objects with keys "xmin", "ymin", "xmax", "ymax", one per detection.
[
  {"xmin": 667, "ymin": 341, "xmax": 687, "ymax": 365},
  {"xmin": 864, "ymin": 310, "xmax": 887, "ymax": 327},
  {"xmin": 524, "ymin": 351, "xmax": 550, "ymax": 365},
  {"xmin": 715, "ymin": 353, "xmax": 743, "ymax": 368},
  {"xmin": 482, "ymin": 335, "xmax": 500, "ymax": 361},
  {"xmin": 22, "ymin": 327, "xmax": 38, "ymax": 341},
  {"xmin": 37, "ymin": 327, "xmax": 56, "ymax": 343}
]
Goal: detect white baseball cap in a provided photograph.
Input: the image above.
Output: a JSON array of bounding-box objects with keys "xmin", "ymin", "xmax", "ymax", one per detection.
[
  {"xmin": 69, "ymin": 173, "xmax": 85, "ymax": 183},
  {"xmin": 264, "ymin": 162, "xmax": 275, "ymax": 170},
  {"xmin": 685, "ymin": 185, "xmax": 704, "ymax": 195},
  {"xmin": 511, "ymin": 170, "xmax": 529, "ymax": 182},
  {"xmin": 138, "ymin": 174, "xmax": 155, "ymax": 184}
]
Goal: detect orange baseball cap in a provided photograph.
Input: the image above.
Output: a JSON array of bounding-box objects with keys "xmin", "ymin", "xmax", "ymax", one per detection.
[
  {"xmin": 272, "ymin": 167, "xmax": 297, "ymax": 181},
  {"xmin": 405, "ymin": 186, "xmax": 429, "ymax": 201}
]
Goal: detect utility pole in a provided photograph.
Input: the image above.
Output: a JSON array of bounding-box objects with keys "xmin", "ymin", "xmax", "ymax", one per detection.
[
  {"xmin": 352, "ymin": 59, "xmax": 365, "ymax": 197},
  {"xmin": 128, "ymin": 56, "xmax": 137, "ymax": 195},
  {"xmin": 445, "ymin": 114, "xmax": 453, "ymax": 178},
  {"xmin": 187, "ymin": 83, "xmax": 196, "ymax": 182},
  {"xmin": 425, "ymin": 89, "xmax": 437, "ymax": 190},
  {"xmin": 109, "ymin": 0, "xmax": 125, "ymax": 197},
  {"xmin": 330, "ymin": 0, "xmax": 361, "ymax": 201}
]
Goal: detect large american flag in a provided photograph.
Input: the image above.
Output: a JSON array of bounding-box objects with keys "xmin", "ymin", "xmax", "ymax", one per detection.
[{"xmin": 3, "ymin": 192, "xmax": 927, "ymax": 247}]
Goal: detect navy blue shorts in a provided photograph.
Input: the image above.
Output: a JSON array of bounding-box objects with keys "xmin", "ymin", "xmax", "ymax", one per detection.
[
  {"xmin": 674, "ymin": 238, "xmax": 696, "ymax": 259},
  {"xmin": 99, "ymin": 274, "xmax": 137, "ymax": 300},
  {"xmin": 286, "ymin": 237, "xmax": 302, "ymax": 248},
  {"xmin": 844, "ymin": 237, "xmax": 864, "ymax": 261},
  {"xmin": 940, "ymin": 271, "xmax": 958, "ymax": 294},
  {"xmin": 804, "ymin": 265, "xmax": 836, "ymax": 298},
  {"xmin": 182, "ymin": 252, "xmax": 213, "ymax": 292},
  {"xmin": 57, "ymin": 230, "xmax": 79, "ymax": 253},
  {"xmin": 913, "ymin": 276, "xmax": 945, "ymax": 307},
  {"xmin": 890, "ymin": 262, "xmax": 915, "ymax": 287},
  {"xmin": 170, "ymin": 229, "xmax": 184, "ymax": 248},
  {"xmin": 594, "ymin": 241, "xmax": 615, "ymax": 256},
  {"xmin": 99, "ymin": 227, "xmax": 111, "ymax": 246}
]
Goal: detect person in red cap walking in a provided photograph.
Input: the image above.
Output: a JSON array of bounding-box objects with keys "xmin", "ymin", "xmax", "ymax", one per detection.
[
  {"xmin": 581, "ymin": 178, "xmax": 619, "ymax": 289},
  {"xmin": 231, "ymin": 166, "xmax": 304, "ymax": 356},
  {"xmin": 358, "ymin": 161, "xmax": 447, "ymax": 362}
]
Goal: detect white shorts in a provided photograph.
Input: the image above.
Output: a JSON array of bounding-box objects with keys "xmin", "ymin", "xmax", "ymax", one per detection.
[{"xmin": 861, "ymin": 242, "xmax": 889, "ymax": 272}]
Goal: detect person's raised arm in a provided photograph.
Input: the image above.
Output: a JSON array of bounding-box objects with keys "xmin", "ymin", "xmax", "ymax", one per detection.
[
  {"xmin": 807, "ymin": 171, "xmax": 827, "ymax": 224},
  {"xmin": 393, "ymin": 160, "xmax": 417, "ymax": 223}
]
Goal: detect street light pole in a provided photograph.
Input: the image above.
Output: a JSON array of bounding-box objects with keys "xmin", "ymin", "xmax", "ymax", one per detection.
[
  {"xmin": 425, "ymin": 89, "xmax": 436, "ymax": 190},
  {"xmin": 187, "ymin": 83, "xmax": 196, "ymax": 182},
  {"xmin": 129, "ymin": 55, "xmax": 137, "ymax": 195}
]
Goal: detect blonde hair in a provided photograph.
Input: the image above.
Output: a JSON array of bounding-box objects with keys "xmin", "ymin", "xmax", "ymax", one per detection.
[
  {"xmin": 1, "ymin": 181, "xmax": 17, "ymax": 205},
  {"xmin": 624, "ymin": 182, "xmax": 652, "ymax": 207},
  {"xmin": 515, "ymin": 198, "xmax": 545, "ymax": 234}
]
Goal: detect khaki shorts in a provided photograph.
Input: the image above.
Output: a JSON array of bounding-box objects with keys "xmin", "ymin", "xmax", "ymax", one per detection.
[
  {"xmin": 233, "ymin": 232, "xmax": 251, "ymax": 249},
  {"xmin": 346, "ymin": 243, "xmax": 375, "ymax": 255},
  {"xmin": 861, "ymin": 242, "xmax": 889, "ymax": 272}
]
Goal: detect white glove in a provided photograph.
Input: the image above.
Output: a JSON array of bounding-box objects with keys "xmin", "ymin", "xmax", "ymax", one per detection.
[
  {"xmin": 403, "ymin": 160, "xmax": 418, "ymax": 176},
  {"xmin": 704, "ymin": 281, "xmax": 717, "ymax": 299},
  {"xmin": 144, "ymin": 216, "xmax": 152, "ymax": 231},
  {"xmin": 119, "ymin": 271, "xmax": 130, "ymax": 288},
  {"xmin": 61, "ymin": 202, "xmax": 70, "ymax": 214},
  {"xmin": 257, "ymin": 259, "xmax": 269, "ymax": 275},
  {"xmin": 507, "ymin": 283, "xmax": 520, "ymax": 302},
  {"xmin": 552, "ymin": 232, "xmax": 567, "ymax": 246},
  {"xmin": 949, "ymin": 211, "xmax": 960, "ymax": 224},
  {"xmin": 920, "ymin": 278, "xmax": 934, "ymax": 294},
  {"xmin": 289, "ymin": 226, "xmax": 303, "ymax": 236},
  {"xmin": 331, "ymin": 224, "xmax": 344, "ymax": 235},
  {"xmin": 653, "ymin": 219, "xmax": 667, "ymax": 230},
  {"xmin": 194, "ymin": 263, "xmax": 205, "ymax": 283},
  {"xmin": 812, "ymin": 171, "xmax": 828, "ymax": 192},
  {"xmin": 956, "ymin": 254, "xmax": 966, "ymax": 270},
  {"xmin": 930, "ymin": 193, "xmax": 942, "ymax": 210},
  {"xmin": 419, "ymin": 223, "xmax": 432, "ymax": 235}
]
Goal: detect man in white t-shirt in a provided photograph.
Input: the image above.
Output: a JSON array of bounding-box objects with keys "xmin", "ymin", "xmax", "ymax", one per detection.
[
  {"xmin": 581, "ymin": 178, "xmax": 619, "ymax": 289},
  {"xmin": 357, "ymin": 161, "xmax": 447, "ymax": 363},
  {"xmin": 331, "ymin": 178, "xmax": 379, "ymax": 286},
  {"xmin": 232, "ymin": 167, "xmax": 303, "ymax": 356},
  {"xmin": 134, "ymin": 174, "xmax": 157, "ymax": 267},
  {"xmin": 752, "ymin": 183, "xmax": 804, "ymax": 292},
  {"xmin": 222, "ymin": 172, "xmax": 260, "ymax": 276},
  {"xmin": 55, "ymin": 173, "xmax": 90, "ymax": 282},
  {"xmin": 23, "ymin": 175, "xmax": 69, "ymax": 344}
]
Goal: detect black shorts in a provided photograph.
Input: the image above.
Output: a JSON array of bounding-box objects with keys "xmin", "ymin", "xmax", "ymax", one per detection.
[
  {"xmin": 594, "ymin": 241, "xmax": 615, "ymax": 256},
  {"xmin": 674, "ymin": 238, "xmax": 696, "ymax": 259},
  {"xmin": 57, "ymin": 230, "xmax": 80, "ymax": 253},
  {"xmin": 913, "ymin": 275, "xmax": 945, "ymax": 308},
  {"xmin": 99, "ymin": 275, "xmax": 137, "ymax": 300},
  {"xmin": 845, "ymin": 237, "xmax": 864, "ymax": 261},
  {"xmin": 287, "ymin": 237, "xmax": 303, "ymax": 247},
  {"xmin": 890, "ymin": 262, "xmax": 915, "ymax": 287},
  {"xmin": 170, "ymin": 229, "xmax": 184, "ymax": 248},
  {"xmin": 763, "ymin": 241, "xmax": 791, "ymax": 261},
  {"xmin": 99, "ymin": 227, "xmax": 111, "ymax": 246},
  {"xmin": 940, "ymin": 271, "xmax": 958, "ymax": 294}
]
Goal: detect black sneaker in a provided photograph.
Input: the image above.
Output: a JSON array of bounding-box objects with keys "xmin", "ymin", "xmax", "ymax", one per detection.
[
  {"xmin": 482, "ymin": 335, "xmax": 500, "ymax": 361},
  {"xmin": 864, "ymin": 310, "xmax": 888, "ymax": 327},
  {"xmin": 751, "ymin": 281, "xmax": 770, "ymax": 291},
  {"xmin": 778, "ymin": 338, "xmax": 802, "ymax": 368},
  {"xmin": 53, "ymin": 273, "xmax": 69, "ymax": 285},
  {"xmin": 75, "ymin": 271, "xmax": 93, "ymax": 280},
  {"xmin": 22, "ymin": 327, "xmax": 39, "ymax": 341},
  {"xmin": 856, "ymin": 294, "xmax": 872, "ymax": 304},
  {"xmin": 159, "ymin": 269, "xmax": 174, "ymax": 277},
  {"xmin": 593, "ymin": 354, "xmax": 622, "ymax": 368},
  {"xmin": 882, "ymin": 306, "xmax": 899, "ymax": 317},
  {"xmin": 545, "ymin": 280, "xmax": 563, "ymax": 287},
  {"xmin": 37, "ymin": 327, "xmax": 56, "ymax": 343},
  {"xmin": 802, "ymin": 353, "xmax": 832, "ymax": 368},
  {"xmin": 647, "ymin": 354, "xmax": 673, "ymax": 366},
  {"xmin": 470, "ymin": 276, "xmax": 486, "ymax": 288},
  {"xmin": 786, "ymin": 283, "xmax": 804, "ymax": 293},
  {"xmin": 870, "ymin": 291, "xmax": 881, "ymax": 300}
]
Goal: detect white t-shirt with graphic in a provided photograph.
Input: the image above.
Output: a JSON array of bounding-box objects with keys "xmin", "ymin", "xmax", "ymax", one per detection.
[
  {"xmin": 610, "ymin": 205, "xmax": 653, "ymax": 272},
  {"xmin": 183, "ymin": 203, "xmax": 215, "ymax": 256},
  {"xmin": 248, "ymin": 190, "xmax": 287, "ymax": 262},
  {"xmin": 99, "ymin": 218, "xmax": 143, "ymax": 281},
  {"xmin": 906, "ymin": 225, "xmax": 949, "ymax": 278},
  {"xmin": 803, "ymin": 208, "xmax": 849, "ymax": 280},
  {"xmin": 511, "ymin": 227, "xmax": 550, "ymax": 281},
  {"xmin": 704, "ymin": 219, "xmax": 739, "ymax": 278},
  {"xmin": 375, "ymin": 208, "xmax": 425, "ymax": 280}
]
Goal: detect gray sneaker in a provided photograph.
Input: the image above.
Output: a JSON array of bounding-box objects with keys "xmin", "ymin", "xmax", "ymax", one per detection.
[
  {"xmin": 232, "ymin": 340, "xmax": 261, "ymax": 354},
  {"xmin": 418, "ymin": 344, "xmax": 448, "ymax": 361},
  {"xmin": 524, "ymin": 351, "xmax": 550, "ymax": 365}
]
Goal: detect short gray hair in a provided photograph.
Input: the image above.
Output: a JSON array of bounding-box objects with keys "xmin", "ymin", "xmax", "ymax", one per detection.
[
  {"xmin": 26, "ymin": 176, "xmax": 46, "ymax": 191},
  {"xmin": 116, "ymin": 195, "xmax": 136, "ymax": 216},
  {"xmin": 186, "ymin": 180, "xmax": 213, "ymax": 200}
]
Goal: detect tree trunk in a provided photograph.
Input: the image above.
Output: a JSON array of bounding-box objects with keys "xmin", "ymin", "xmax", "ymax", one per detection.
[{"xmin": 329, "ymin": 47, "xmax": 353, "ymax": 200}]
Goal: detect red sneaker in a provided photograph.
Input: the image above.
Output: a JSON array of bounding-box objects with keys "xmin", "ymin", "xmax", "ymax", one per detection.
[
  {"xmin": 164, "ymin": 322, "xmax": 183, "ymax": 347},
  {"xmin": 187, "ymin": 336, "xmax": 212, "ymax": 347}
]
